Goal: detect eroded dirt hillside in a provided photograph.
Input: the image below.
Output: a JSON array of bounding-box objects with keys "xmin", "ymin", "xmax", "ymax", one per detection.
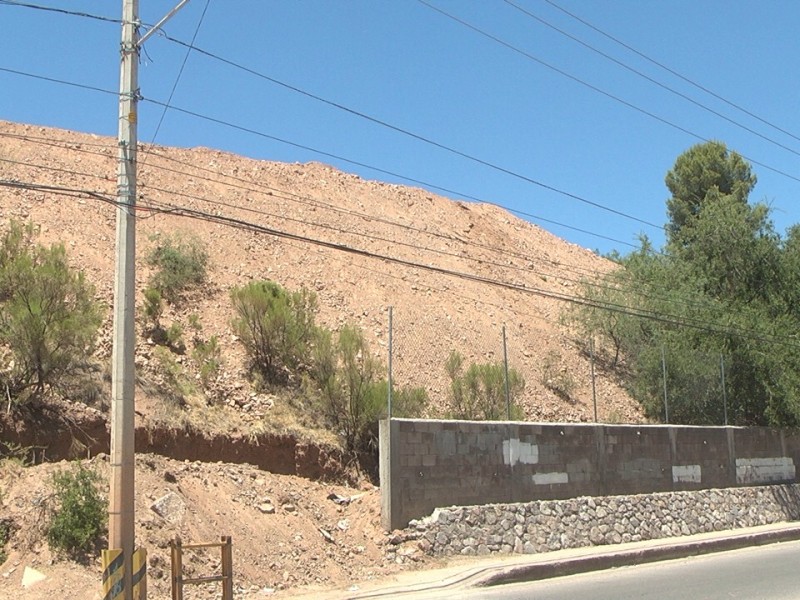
[{"xmin": 0, "ymin": 120, "xmax": 643, "ymax": 425}]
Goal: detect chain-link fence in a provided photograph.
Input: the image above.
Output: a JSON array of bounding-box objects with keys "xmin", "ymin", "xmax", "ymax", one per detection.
[{"xmin": 382, "ymin": 307, "xmax": 735, "ymax": 426}]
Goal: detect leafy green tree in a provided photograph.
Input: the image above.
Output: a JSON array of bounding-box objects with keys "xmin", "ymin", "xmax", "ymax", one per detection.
[
  {"xmin": 231, "ymin": 280, "xmax": 317, "ymax": 385},
  {"xmin": 445, "ymin": 350, "xmax": 524, "ymax": 420},
  {"xmin": 665, "ymin": 140, "xmax": 756, "ymax": 246},
  {"xmin": 572, "ymin": 142, "xmax": 800, "ymax": 427},
  {"xmin": 0, "ymin": 222, "xmax": 101, "ymax": 405}
]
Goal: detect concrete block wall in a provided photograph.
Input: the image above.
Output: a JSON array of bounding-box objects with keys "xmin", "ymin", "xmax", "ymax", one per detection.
[{"xmin": 380, "ymin": 419, "xmax": 800, "ymax": 531}]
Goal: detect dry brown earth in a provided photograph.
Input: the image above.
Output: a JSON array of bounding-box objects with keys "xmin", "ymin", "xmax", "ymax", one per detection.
[{"xmin": 0, "ymin": 119, "xmax": 645, "ymax": 597}]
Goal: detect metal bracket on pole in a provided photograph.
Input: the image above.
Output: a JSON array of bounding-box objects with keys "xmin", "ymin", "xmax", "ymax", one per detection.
[{"xmin": 138, "ymin": 0, "xmax": 193, "ymax": 47}]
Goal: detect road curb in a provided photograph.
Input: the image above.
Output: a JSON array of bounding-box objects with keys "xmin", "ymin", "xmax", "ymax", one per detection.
[{"xmin": 472, "ymin": 524, "xmax": 800, "ymax": 588}]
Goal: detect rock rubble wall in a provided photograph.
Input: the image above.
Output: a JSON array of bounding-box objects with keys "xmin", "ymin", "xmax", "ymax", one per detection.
[{"xmin": 400, "ymin": 485, "xmax": 800, "ymax": 557}]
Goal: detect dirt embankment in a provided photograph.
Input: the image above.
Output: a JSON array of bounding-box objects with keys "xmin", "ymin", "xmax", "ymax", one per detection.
[{"xmin": 0, "ymin": 405, "xmax": 353, "ymax": 483}]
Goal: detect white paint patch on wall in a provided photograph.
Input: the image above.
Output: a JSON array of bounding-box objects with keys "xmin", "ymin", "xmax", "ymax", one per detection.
[
  {"xmin": 532, "ymin": 472, "xmax": 569, "ymax": 485},
  {"xmin": 736, "ymin": 457, "xmax": 795, "ymax": 484},
  {"xmin": 672, "ymin": 464, "xmax": 702, "ymax": 483},
  {"xmin": 503, "ymin": 439, "xmax": 539, "ymax": 466}
]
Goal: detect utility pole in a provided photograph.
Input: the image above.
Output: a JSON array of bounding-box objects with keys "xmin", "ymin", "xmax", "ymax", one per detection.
[
  {"xmin": 109, "ymin": 1, "xmax": 139, "ymax": 598},
  {"xmin": 109, "ymin": 2, "xmax": 192, "ymax": 598}
]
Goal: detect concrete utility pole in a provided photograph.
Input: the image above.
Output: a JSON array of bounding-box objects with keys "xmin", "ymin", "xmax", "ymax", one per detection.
[
  {"xmin": 109, "ymin": 1, "xmax": 139, "ymax": 598},
  {"xmin": 110, "ymin": 2, "xmax": 192, "ymax": 598}
]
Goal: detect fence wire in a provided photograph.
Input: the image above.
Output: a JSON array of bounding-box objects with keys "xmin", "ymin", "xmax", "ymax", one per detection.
[{"xmin": 384, "ymin": 307, "xmax": 734, "ymax": 426}]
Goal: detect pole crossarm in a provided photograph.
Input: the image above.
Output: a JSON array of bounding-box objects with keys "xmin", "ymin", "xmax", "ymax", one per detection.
[{"xmin": 138, "ymin": 0, "xmax": 193, "ymax": 47}]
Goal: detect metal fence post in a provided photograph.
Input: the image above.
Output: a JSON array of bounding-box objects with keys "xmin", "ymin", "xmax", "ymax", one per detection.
[
  {"xmin": 502, "ymin": 325, "xmax": 510, "ymax": 420},
  {"xmin": 590, "ymin": 337, "xmax": 598, "ymax": 422},
  {"xmin": 721, "ymin": 354, "xmax": 728, "ymax": 426},
  {"xmin": 388, "ymin": 306, "xmax": 393, "ymax": 419},
  {"xmin": 661, "ymin": 345, "xmax": 669, "ymax": 423}
]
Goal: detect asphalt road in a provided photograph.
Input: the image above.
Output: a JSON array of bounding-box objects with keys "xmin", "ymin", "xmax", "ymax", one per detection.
[{"xmin": 407, "ymin": 540, "xmax": 800, "ymax": 600}]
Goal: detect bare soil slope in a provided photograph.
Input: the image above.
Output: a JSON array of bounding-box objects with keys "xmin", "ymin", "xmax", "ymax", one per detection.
[
  {"xmin": 0, "ymin": 120, "xmax": 645, "ymax": 598},
  {"xmin": 0, "ymin": 120, "xmax": 642, "ymax": 424},
  {"xmin": 1, "ymin": 454, "xmax": 436, "ymax": 599}
]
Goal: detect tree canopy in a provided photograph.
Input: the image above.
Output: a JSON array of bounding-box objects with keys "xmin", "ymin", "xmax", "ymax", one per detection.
[{"xmin": 572, "ymin": 141, "xmax": 800, "ymax": 427}]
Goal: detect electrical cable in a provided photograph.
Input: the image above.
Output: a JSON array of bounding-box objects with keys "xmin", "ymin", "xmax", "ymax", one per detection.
[
  {"xmin": 143, "ymin": 0, "xmax": 211, "ymax": 158},
  {"xmin": 0, "ymin": 126, "xmax": 737, "ymax": 320},
  {"xmin": 154, "ymin": 34, "xmax": 662, "ymax": 229},
  {"xmin": 416, "ymin": 0, "xmax": 800, "ymax": 186},
  {"xmin": 3, "ymin": 176, "xmax": 796, "ymax": 352},
  {"xmin": 503, "ymin": 0, "xmax": 800, "ymax": 158},
  {"xmin": 542, "ymin": 0, "xmax": 800, "ymax": 145},
  {"xmin": 0, "ymin": 129, "xmax": 725, "ymax": 313},
  {"xmin": 0, "ymin": 0, "xmax": 120, "ymax": 23},
  {"xmin": 0, "ymin": 128, "xmax": 641, "ymax": 271}
]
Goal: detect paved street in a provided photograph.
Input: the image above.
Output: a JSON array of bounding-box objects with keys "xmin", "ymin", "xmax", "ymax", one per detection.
[{"xmin": 397, "ymin": 540, "xmax": 800, "ymax": 600}]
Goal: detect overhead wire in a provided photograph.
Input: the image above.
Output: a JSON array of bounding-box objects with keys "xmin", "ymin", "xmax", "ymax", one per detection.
[
  {"xmin": 0, "ymin": 129, "xmax": 726, "ymax": 314},
  {"xmin": 0, "ymin": 0, "xmax": 120, "ymax": 23},
  {"xmin": 0, "ymin": 144, "xmax": 764, "ymax": 328},
  {"xmin": 0, "ymin": 128, "xmax": 640, "ymax": 266},
  {"xmin": 542, "ymin": 0, "xmax": 800, "ymax": 145},
  {"xmin": 153, "ymin": 33, "xmax": 662, "ymax": 230},
  {"xmin": 503, "ymin": 0, "xmax": 800, "ymax": 158},
  {"xmin": 0, "ymin": 63, "xmax": 661, "ymax": 239},
  {"xmin": 1, "ymin": 173, "xmax": 788, "ymax": 350},
  {"xmin": 0, "ymin": 65, "xmax": 772, "ymax": 313},
  {"xmin": 415, "ymin": 0, "xmax": 800, "ymax": 186},
  {"xmin": 0, "ymin": 128, "xmax": 642, "ymax": 295},
  {"xmin": 142, "ymin": 0, "xmax": 211, "ymax": 160},
  {"xmin": 3, "ymin": 6, "xmax": 798, "ymax": 353}
]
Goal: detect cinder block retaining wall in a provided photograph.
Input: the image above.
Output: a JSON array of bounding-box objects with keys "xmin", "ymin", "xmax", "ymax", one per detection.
[
  {"xmin": 401, "ymin": 485, "xmax": 800, "ymax": 556},
  {"xmin": 379, "ymin": 419, "xmax": 800, "ymax": 530}
]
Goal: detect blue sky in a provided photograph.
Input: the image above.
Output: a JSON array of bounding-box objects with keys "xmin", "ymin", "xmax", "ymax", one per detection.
[{"xmin": 1, "ymin": 1, "xmax": 799, "ymax": 255}]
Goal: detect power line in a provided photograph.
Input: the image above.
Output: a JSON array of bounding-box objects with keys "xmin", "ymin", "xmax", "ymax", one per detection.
[
  {"xmin": 0, "ymin": 0, "xmax": 120, "ymax": 23},
  {"xmin": 0, "ymin": 61, "xmax": 661, "ymax": 240},
  {"xmin": 416, "ymin": 0, "xmax": 800, "ymax": 187},
  {"xmin": 0, "ymin": 126, "xmax": 733, "ymax": 321},
  {"xmin": 144, "ymin": 0, "xmax": 211, "ymax": 153},
  {"xmin": 155, "ymin": 33, "xmax": 662, "ymax": 230},
  {"xmin": 3, "ymin": 175, "xmax": 797, "ymax": 351},
  {"xmin": 0, "ymin": 128, "xmax": 641, "ymax": 272},
  {"xmin": 0, "ymin": 66, "xmax": 118, "ymax": 97},
  {"xmin": 0, "ymin": 127, "xmax": 639, "ymax": 256},
  {"xmin": 504, "ymin": 0, "xmax": 800, "ymax": 158},
  {"xmin": 0, "ymin": 128, "xmax": 719, "ymax": 314},
  {"xmin": 542, "ymin": 0, "xmax": 800, "ymax": 145}
]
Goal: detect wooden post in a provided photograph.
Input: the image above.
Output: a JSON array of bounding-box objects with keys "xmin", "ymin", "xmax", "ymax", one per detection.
[
  {"xmin": 170, "ymin": 537, "xmax": 183, "ymax": 600},
  {"xmin": 221, "ymin": 536, "xmax": 233, "ymax": 600}
]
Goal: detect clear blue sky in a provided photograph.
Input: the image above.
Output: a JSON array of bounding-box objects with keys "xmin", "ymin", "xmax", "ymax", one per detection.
[{"xmin": 1, "ymin": 1, "xmax": 799, "ymax": 255}]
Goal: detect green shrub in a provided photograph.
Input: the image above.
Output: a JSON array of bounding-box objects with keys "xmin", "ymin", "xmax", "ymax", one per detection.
[
  {"xmin": 312, "ymin": 324, "xmax": 428, "ymax": 452},
  {"xmin": 193, "ymin": 335, "xmax": 221, "ymax": 386},
  {"xmin": 166, "ymin": 322, "xmax": 185, "ymax": 353},
  {"xmin": 142, "ymin": 286, "xmax": 163, "ymax": 330},
  {"xmin": 47, "ymin": 463, "xmax": 106, "ymax": 556},
  {"xmin": 187, "ymin": 313, "xmax": 202, "ymax": 332},
  {"xmin": 231, "ymin": 280, "xmax": 317, "ymax": 385},
  {"xmin": 0, "ymin": 221, "xmax": 101, "ymax": 405},
  {"xmin": 153, "ymin": 346, "xmax": 192, "ymax": 404},
  {"xmin": 0, "ymin": 519, "xmax": 10, "ymax": 565},
  {"xmin": 446, "ymin": 350, "xmax": 525, "ymax": 420},
  {"xmin": 540, "ymin": 350, "xmax": 576, "ymax": 400},
  {"xmin": 146, "ymin": 232, "xmax": 208, "ymax": 303}
]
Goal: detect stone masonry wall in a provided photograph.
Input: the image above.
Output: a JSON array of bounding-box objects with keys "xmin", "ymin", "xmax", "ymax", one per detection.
[
  {"xmin": 395, "ymin": 485, "xmax": 800, "ymax": 557},
  {"xmin": 380, "ymin": 419, "xmax": 800, "ymax": 530}
]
